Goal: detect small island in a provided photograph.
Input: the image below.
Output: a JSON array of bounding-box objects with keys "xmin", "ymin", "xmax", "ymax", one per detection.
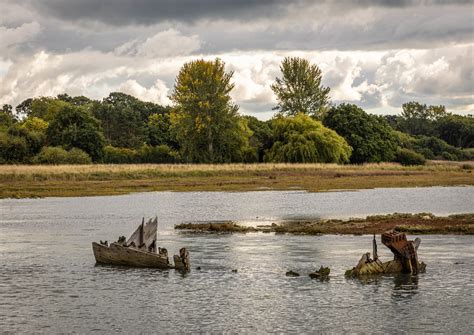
[{"xmin": 175, "ymin": 213, "xmax": 474, "ymax": 235}]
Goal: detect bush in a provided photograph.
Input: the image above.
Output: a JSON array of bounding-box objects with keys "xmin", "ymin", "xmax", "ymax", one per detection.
[
  {"xmin": 396, "ymin": 148, "xmax": 426, "ymax": 166},
  {"xmin": 264, "ymin": 113, "xmax": 352, "ymax": 163},
  {"xmin": 0, "ymin": 134, "xmax": 29, "ymax": 163},
  {"xmin": 34, "ymin": 146, "xmax": 69, "ymax": 164},
  {"xmin": 103, "ymin": 145, "xmax": 138, "ymax": 164},
  {"xmin": 33, "ymin": 146, "xmax": 92, "ymax": 164},
  {"xmin": 138, "ymin": 144, "xmax": 180, "ymax": 163},
  {"xmin": 67, "ymin": 148, "xmax": 92, "ymax": 164}
]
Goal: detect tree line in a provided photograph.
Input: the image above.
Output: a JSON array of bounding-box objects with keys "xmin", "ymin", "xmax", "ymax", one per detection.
[{"xmin": 1, "ymin": 57, "xmax": 473, "ymax": 165}]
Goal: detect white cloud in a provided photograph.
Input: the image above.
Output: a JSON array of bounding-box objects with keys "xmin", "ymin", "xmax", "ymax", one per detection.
[
  {"xmin": 0, "ymin": 45, "xmax": 472, "ymax": 118},
  {"xmin": 115, "ymin": 29, "xmax": 200, "ymax": 57},
  {"xmin": 0, "ymin": 22, "xmax": 41, "ymax": 53},
  {"xmin": 119, "ymin": 79, "xmax": 171, "ymax": 105}
]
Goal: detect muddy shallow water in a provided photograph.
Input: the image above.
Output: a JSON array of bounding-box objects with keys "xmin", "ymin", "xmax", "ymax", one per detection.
[{"xmin": 1, "ymin": 187, "xmax": 473, "ymax": 333}]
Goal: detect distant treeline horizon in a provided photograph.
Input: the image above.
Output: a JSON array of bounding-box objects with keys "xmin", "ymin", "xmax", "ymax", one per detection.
[{"xmin": 1, "ymin": 57, "xmax": 473, "ymax": 165}]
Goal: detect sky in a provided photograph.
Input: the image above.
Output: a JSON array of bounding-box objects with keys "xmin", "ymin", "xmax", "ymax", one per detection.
[{"xmin": 0, "ymin": 0, "xmax": 473, "ymax": 120}]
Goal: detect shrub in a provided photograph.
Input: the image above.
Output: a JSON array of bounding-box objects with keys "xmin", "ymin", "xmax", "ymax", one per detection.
[
  {"xmin": 103, "ymin": 145, "xmax": 138, "ymax": 164},
  {"xmin": 34, "ymin": 146, "xmax": 69, "ymax": 164},
  {"xmin": 138, "ymin": 144, "xmax": 180, "ymax": 163},
  {"xmin": 0, "ymin": 134, "xmax": 28, "ymax": 163},
  {"xmin": 396, "ymin": 148, "xmax": 426, "ymax": 166},
  {"xmin": 67, "ymin": 148, "xmax": 92, "ymax": 164}
]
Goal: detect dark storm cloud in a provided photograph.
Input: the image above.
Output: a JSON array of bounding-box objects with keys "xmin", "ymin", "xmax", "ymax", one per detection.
[
  {"xmin": 28, "ymin": 0, "xmax": 290, "ymax": 25},
  {"xmin": 26, "ymin": 0, "xmax": 474, "ymax": 26}
]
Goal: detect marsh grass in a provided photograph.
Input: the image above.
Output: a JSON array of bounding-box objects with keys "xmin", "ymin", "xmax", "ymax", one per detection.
[{"xmin": 1, "ymin": 162, "xmax": 473, "ymax": 198}]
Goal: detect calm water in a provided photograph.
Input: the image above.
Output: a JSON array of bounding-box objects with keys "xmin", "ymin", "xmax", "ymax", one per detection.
[{"xmin": 1, "ymin": 187, "xmax": 473, "ymax": 333}]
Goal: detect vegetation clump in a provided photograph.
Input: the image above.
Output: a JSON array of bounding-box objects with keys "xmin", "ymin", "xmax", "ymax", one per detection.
[
  {"xmin": 264, "ymin": 113, "xmax": 352, "ymax": 163},
  {"xmin": 395, "ymin": 149, "xmax": 426, "ymax": 166}
]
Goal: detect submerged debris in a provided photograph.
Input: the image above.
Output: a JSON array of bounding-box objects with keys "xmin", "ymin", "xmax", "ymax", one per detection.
[
  {"xmin": 345, "ymin": 232, "xmax": 426, "ymax": 278},
  {"xmin": 286, "ymin": 270, "xmax": 300, "ymax": 277},
  {"xmin": 309, "ymin": 266, "xmax": 330, "ymax": 280}
]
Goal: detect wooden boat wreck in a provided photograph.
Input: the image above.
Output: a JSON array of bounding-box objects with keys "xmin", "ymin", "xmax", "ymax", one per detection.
[
  {"xmin": 345, "ymin": 231, "xmax": 426, "ymax": 278},
  {"xmin": 92, "ymin": 217, "xmax": 190, "ymax": 271}
]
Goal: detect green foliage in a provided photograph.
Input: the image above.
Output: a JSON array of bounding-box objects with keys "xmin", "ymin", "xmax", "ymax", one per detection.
[
  {"xmin": 138, "ymin": 144, "xmax": 180, "ymax": 163},
  {"xmin": 435, "ymin": 114, "xmax": 474, "ymax": 148},
  {"xmin": 0, "ymin": 132, "xmax": 28, "ymax": 163},
  {"xmin": 1, "ymin": 104, "xmax": 17, "ymax": 130},
  {"xmin": 92, "ymin": 92, "xmax": 160, "ymax": 148},
  {"xmin": 47, "ymin": 105, "xmax": 105, "ymax": 161},
  {"xmin": 67, "ymin": 148, "xmax": 92, "ymax": 164},
  {"xmin": 399, "ymin": 101, "xmax": 447, "ymax": 136},
  {"xmin": 1, "ymin": 124, "xmax": 45, "ymax": 162},
  {"xmin": 103, "ymin": 146, "xmax": 138, "ymax": 164},
  {"xmin": 20, "ymin": 117, "xmax": 49, "ymax": 133},
  {"xmin": 394, "ymin": 130, "xmax": 471, "ymax": 161},
  {"xmin": 264, "ymin": 113, "xmax": 352, "ymax": 163},
  {"xmin": 271, "ymin": 57, "xmax": 330, "ymax": 119},
  {"xmin": 147, "ymin": 111, "xmax": 177, "ymax": 148},
  {"xmin": 323, "ymin": 104, "xmax": 398, "ymax": 163},
  {"xmin": 395, "ymin": 148, "xmax": 426, "ymax": 166},
  {"xmin": 30, "ymin": 97, "xmax": 71, "ymax": 121},
  {"xmin": 57, "ymin": 93, "xmax": 94, "ymax": 106},
  {"xmin": 243, "ymin": 116, "xmax": 273, "ymax": 162},
  {"xmin": 33, "ymin": 146, "xmax": 69, "ymax": 164},
  {"xmin": 412, "ymin": 136, "xmax": 464, "ymax": 160},
  {"xmin": 170, "ymin": 58, "xmax": 252, "ymax": 163},
  {"xmin": 33, "ymin": 147, "xmax": 92, "ymax": 165}
]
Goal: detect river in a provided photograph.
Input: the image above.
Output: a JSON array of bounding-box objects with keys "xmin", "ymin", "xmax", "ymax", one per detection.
[{"xmin": 1, "ymin": 187, "xmax": 473, "ymax": 333}]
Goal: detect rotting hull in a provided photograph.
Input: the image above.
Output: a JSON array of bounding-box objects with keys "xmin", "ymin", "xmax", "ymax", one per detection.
[
  {"xmin": 92, "ymin": 242, "xmax": 173, "ymax": 269},
  {"xmin": 345, "ymin": 254, "xmax": 426, "ymax": 278}
]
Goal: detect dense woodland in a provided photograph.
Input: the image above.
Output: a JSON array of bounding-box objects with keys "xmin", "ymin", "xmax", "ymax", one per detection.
[{"xmin": 1, "ymin": 57, "xmax": 473, "ymax": 165}]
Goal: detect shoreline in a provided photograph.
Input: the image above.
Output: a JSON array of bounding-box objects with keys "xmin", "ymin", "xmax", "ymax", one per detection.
[
  {"xmin": 1, "ymin": 162, "xmax": 473, "ymax": 199},
  {"xmin": 175, "ymin": 213, "xmax": 474, "ymax": 235}
]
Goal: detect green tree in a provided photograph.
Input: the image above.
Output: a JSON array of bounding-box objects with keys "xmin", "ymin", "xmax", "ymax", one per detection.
[
  {"xmin": 243, "ymin": 116, "xmax": 273, "ymax": 162},
  {"xmin": 170, "ymin": 58, "xmax": 252, "ymax": 163},
  {"xmin": 264, "ymin": 113, "xmax": 351, "ymax": 163},
  {"xmin": 1, "ymin": 104, "xmax": 17, "ymax": 130},
  {"xmin": 147, "ymin": 109, "xmax": 178, "ymax": 148},
  {"xmin": 399, "ymin": 101, "xmax": 447, "ymax": 136},
  {"xmin": 47, "ymin": 105, "xmax": 105, "ymax": 161},
  {"xmin": 436, "ymin": 114, "xmax": 474, "ymax": 148},
  {"xmin": 15, "ymin": 98, "xmax": 33, "ymax": 118},
  {"xmin": 92, "ymin": 93, "xmax": 149, "ymax": 148},
  {"xmin": 271, "ymin": 57, "xmax": 330, "ymax": 119},
  {"xmin": 30, "ymin": 97, "xmax": 70, "ymax": 121},
  {"xmin": 323, "ymin": 104, "xmax": 398, "ymax": 163}
]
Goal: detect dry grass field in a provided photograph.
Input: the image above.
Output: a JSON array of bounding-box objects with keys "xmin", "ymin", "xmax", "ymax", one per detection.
[{"xmin": 0, "ymin": 161, "xmax": 473, "ymax": 198}]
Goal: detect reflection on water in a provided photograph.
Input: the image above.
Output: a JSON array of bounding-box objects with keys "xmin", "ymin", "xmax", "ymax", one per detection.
[{"xmin": 0, "ymin": 188, "xmax": 473, "ymax": 333}]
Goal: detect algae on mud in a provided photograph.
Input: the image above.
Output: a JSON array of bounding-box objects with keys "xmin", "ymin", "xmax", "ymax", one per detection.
[{"xmin": 175, "ymin": 213, "xmax": 474, "ymax": 235}]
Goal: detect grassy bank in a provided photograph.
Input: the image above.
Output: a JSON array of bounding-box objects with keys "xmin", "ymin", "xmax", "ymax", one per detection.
[
  {"xmin": 175, "ymin": 213, "xmax": 474, "ymax": 235},
  {"xmin": 1, "ymin": 161, "xmax": 473, "ymax": 198}
]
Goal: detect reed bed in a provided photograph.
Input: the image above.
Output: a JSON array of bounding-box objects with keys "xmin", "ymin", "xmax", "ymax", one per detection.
[{"xmin": 1, "ymin": 162, "xmax": 472, "ymax": 198}]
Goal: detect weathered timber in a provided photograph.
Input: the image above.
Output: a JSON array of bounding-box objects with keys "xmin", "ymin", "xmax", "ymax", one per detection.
[
  {"xmin": 93, "ymin": 242, "xmax": 172, "ymax": 268},
  {"xmin": 345, "ymin": 232, "xmax": 426, "ymax": 278},
  {"xmin": 92, "ymin": 217, "xmax": 190, "ymax": 271}
]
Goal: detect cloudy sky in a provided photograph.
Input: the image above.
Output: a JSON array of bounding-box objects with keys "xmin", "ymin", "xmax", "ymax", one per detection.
[{"xmin": 0, "ymin": 0, "xmax": 473, "ymax": 119}]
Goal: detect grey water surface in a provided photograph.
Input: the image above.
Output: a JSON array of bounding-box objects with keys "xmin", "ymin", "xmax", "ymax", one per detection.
[{"xmin": 1, "ymin": 187, "xmax": 473, "ymax": 333}]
